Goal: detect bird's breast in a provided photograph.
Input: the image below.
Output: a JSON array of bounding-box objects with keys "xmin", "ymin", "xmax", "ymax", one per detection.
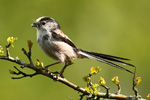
[{"xmin": 37, "ymin": 33, "xmax": 59, "ymax": 60}]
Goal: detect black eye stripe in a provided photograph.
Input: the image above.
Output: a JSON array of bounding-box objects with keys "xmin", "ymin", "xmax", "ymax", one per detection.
[{"xmin": 41, "ymin": 21, "xmax": 46, "ymax": 25}]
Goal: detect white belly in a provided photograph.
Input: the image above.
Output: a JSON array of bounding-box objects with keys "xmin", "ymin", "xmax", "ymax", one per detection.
[{"xmin": 38, "ymin": 38, "xmax": 77, "ymax": 62}]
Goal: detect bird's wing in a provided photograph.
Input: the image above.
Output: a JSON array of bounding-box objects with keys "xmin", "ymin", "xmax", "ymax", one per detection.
[{"xmin": 51, "ymin": 29, "xmax": 78, "ymax": 49}]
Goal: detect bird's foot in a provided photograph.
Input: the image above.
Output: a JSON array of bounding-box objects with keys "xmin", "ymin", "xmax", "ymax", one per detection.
[{"xmin": 56, "ymin": 73, "xmax": 64, "ymax": 80}]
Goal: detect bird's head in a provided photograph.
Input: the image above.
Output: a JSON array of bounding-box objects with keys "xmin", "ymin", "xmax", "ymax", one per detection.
[{"xmin": 32, "ymin": 17, "xmax": 60, "ymax": 31}]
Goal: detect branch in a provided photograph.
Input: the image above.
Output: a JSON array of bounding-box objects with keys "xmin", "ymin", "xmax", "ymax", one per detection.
[
  {"xmin": 0, "ymin": 40, "xmax": 146, "ymax": 100},
  {"xmin": 0, "ymin": 56, "xmax": 144, "ymax": 99}
]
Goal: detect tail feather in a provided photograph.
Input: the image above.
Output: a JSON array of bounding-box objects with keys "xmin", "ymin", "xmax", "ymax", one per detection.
[
  {"xmin": 85, "ymin": 51, "xmax": 130, "ymax": 60},
  {"xmin": 81, "ymin": 50, "xmax": 135, "ymax": 67},
  {"xmin": 79, "ymin": 49, "xmax": 134, "ymax": 74}
]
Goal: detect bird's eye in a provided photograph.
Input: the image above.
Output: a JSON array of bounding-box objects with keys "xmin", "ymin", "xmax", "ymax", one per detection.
[{"xmin": 41, "ymin": 21, "xmax": 46, "ymax": 25}]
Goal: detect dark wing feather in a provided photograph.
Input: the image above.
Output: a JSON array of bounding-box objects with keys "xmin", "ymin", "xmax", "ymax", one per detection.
[{"xmin": 51, "ymin": 29, "xmax": 77, "ymax": 49}]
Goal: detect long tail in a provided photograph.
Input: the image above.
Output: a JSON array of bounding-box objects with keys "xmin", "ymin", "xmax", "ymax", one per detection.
[{"xmin": 79, "ymin": 49, "xmax": 135, "ymax": 74}]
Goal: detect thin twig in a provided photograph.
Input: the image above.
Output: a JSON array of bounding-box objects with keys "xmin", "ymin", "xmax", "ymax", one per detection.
[
  {"xmin": 103, "ymin": 85, "xmax": 110, "ymax": 97},
  {"xmin": 79, "ymin": 94, "xmax": 85, "ymax": 100},
  {"xmin": 115, "ymin": 83, "xmax": 121, "ymax": 95},
  {"xmin": 28, "ymin": 48, "xmax": 33, "ymax": 65},
  {"xmin": 22, "ymin": 48, "xmax": 33, "ymax": 65},
  {"xmin": 11, "ymin": 66, "xmax": 38, "ymax": 79},
  {"xmin": 133, "ymin": 67, "xmax": 139, "ymax": 96},
  {"xmin": 6, "ymin": 43, "xmax": 11, "ymax": 57}
]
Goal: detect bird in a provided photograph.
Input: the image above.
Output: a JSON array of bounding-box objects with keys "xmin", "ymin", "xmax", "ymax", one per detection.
[{"xmin": 32, "ymin": 16, "xmax": 135, "ymax": 78}]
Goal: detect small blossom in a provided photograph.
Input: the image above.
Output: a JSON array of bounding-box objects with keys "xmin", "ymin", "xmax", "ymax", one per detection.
[
  {"xmin": 94, "ymin": 90, "xmax": 99, "ymax": 96},
  {"xmin": 85, "ymin": 84, "xmax": 99, "ymax": 95},
  {"xmin": 35, "ymin": 59, "xmax": 44, "ymax": 68},
  {"xmin": 27, "ymin": 40, "xmax": 33, "ymax": 49},
  {"xmin": 7, "ymin": 37, "xmax": 17, "ymax": 47},
  {"xmin": 85, "ymin": 86, "xmax": 93, "ymax": 94},
  {"xmin": 99, "ymin": 77, "xmax": 106, "ymax": 86},
  {"xmin": 90, "ymin": 67, "xmax": 101, "ymax": 75},
  {"xmin": 91, "ymin": 67, "xmax": 97, "ymax": 75},
  {"xmin": 95, "ymin": 66, "xmax": 101, "ymax": 73},
  {"xmin": 0, "ymin": 45, "xmax": 4, "ymax": 56},
  {"xmin": 135, "ymin": 77, "xmax": 141, "ymax": 85},
  {"xmin": 92, "ymin": 83, "xmax": 99, "ymax": 90},
  {"xmin": 92, "ymin": 83, "xmax": 99, "ymax": 95},
  {"xmin": 112, "ymin": 76, "xmax": 119, "ymax": 85},
  {"xmin": 85, "ymin": 87, "xmax": 90, "ymax": 92},
  {"xmin": 147, "ymin": 94, "xmax": 150, "ymax": 99}
]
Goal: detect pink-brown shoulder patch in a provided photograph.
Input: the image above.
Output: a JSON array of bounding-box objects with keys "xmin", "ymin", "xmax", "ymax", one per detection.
[{"xmin": 53, "ymin": 29, "xmax": 65, "ymax": 36}]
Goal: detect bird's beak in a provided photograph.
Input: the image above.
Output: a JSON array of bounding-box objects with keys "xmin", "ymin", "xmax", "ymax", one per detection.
[{"xmin": 31, "ymin": 22, "xmax": 37, "ymax": 27}]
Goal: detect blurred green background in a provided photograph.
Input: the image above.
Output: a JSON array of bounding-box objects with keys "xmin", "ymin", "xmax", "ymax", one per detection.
[{"xmin": 0, "ymin": 0, "xmax": 150, "ymax": 99}]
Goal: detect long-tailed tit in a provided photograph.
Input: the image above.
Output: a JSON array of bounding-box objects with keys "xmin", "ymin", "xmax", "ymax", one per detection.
[{"xmin": 32, "ymin": 17, "xmax": 135, "ymax": 77}]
